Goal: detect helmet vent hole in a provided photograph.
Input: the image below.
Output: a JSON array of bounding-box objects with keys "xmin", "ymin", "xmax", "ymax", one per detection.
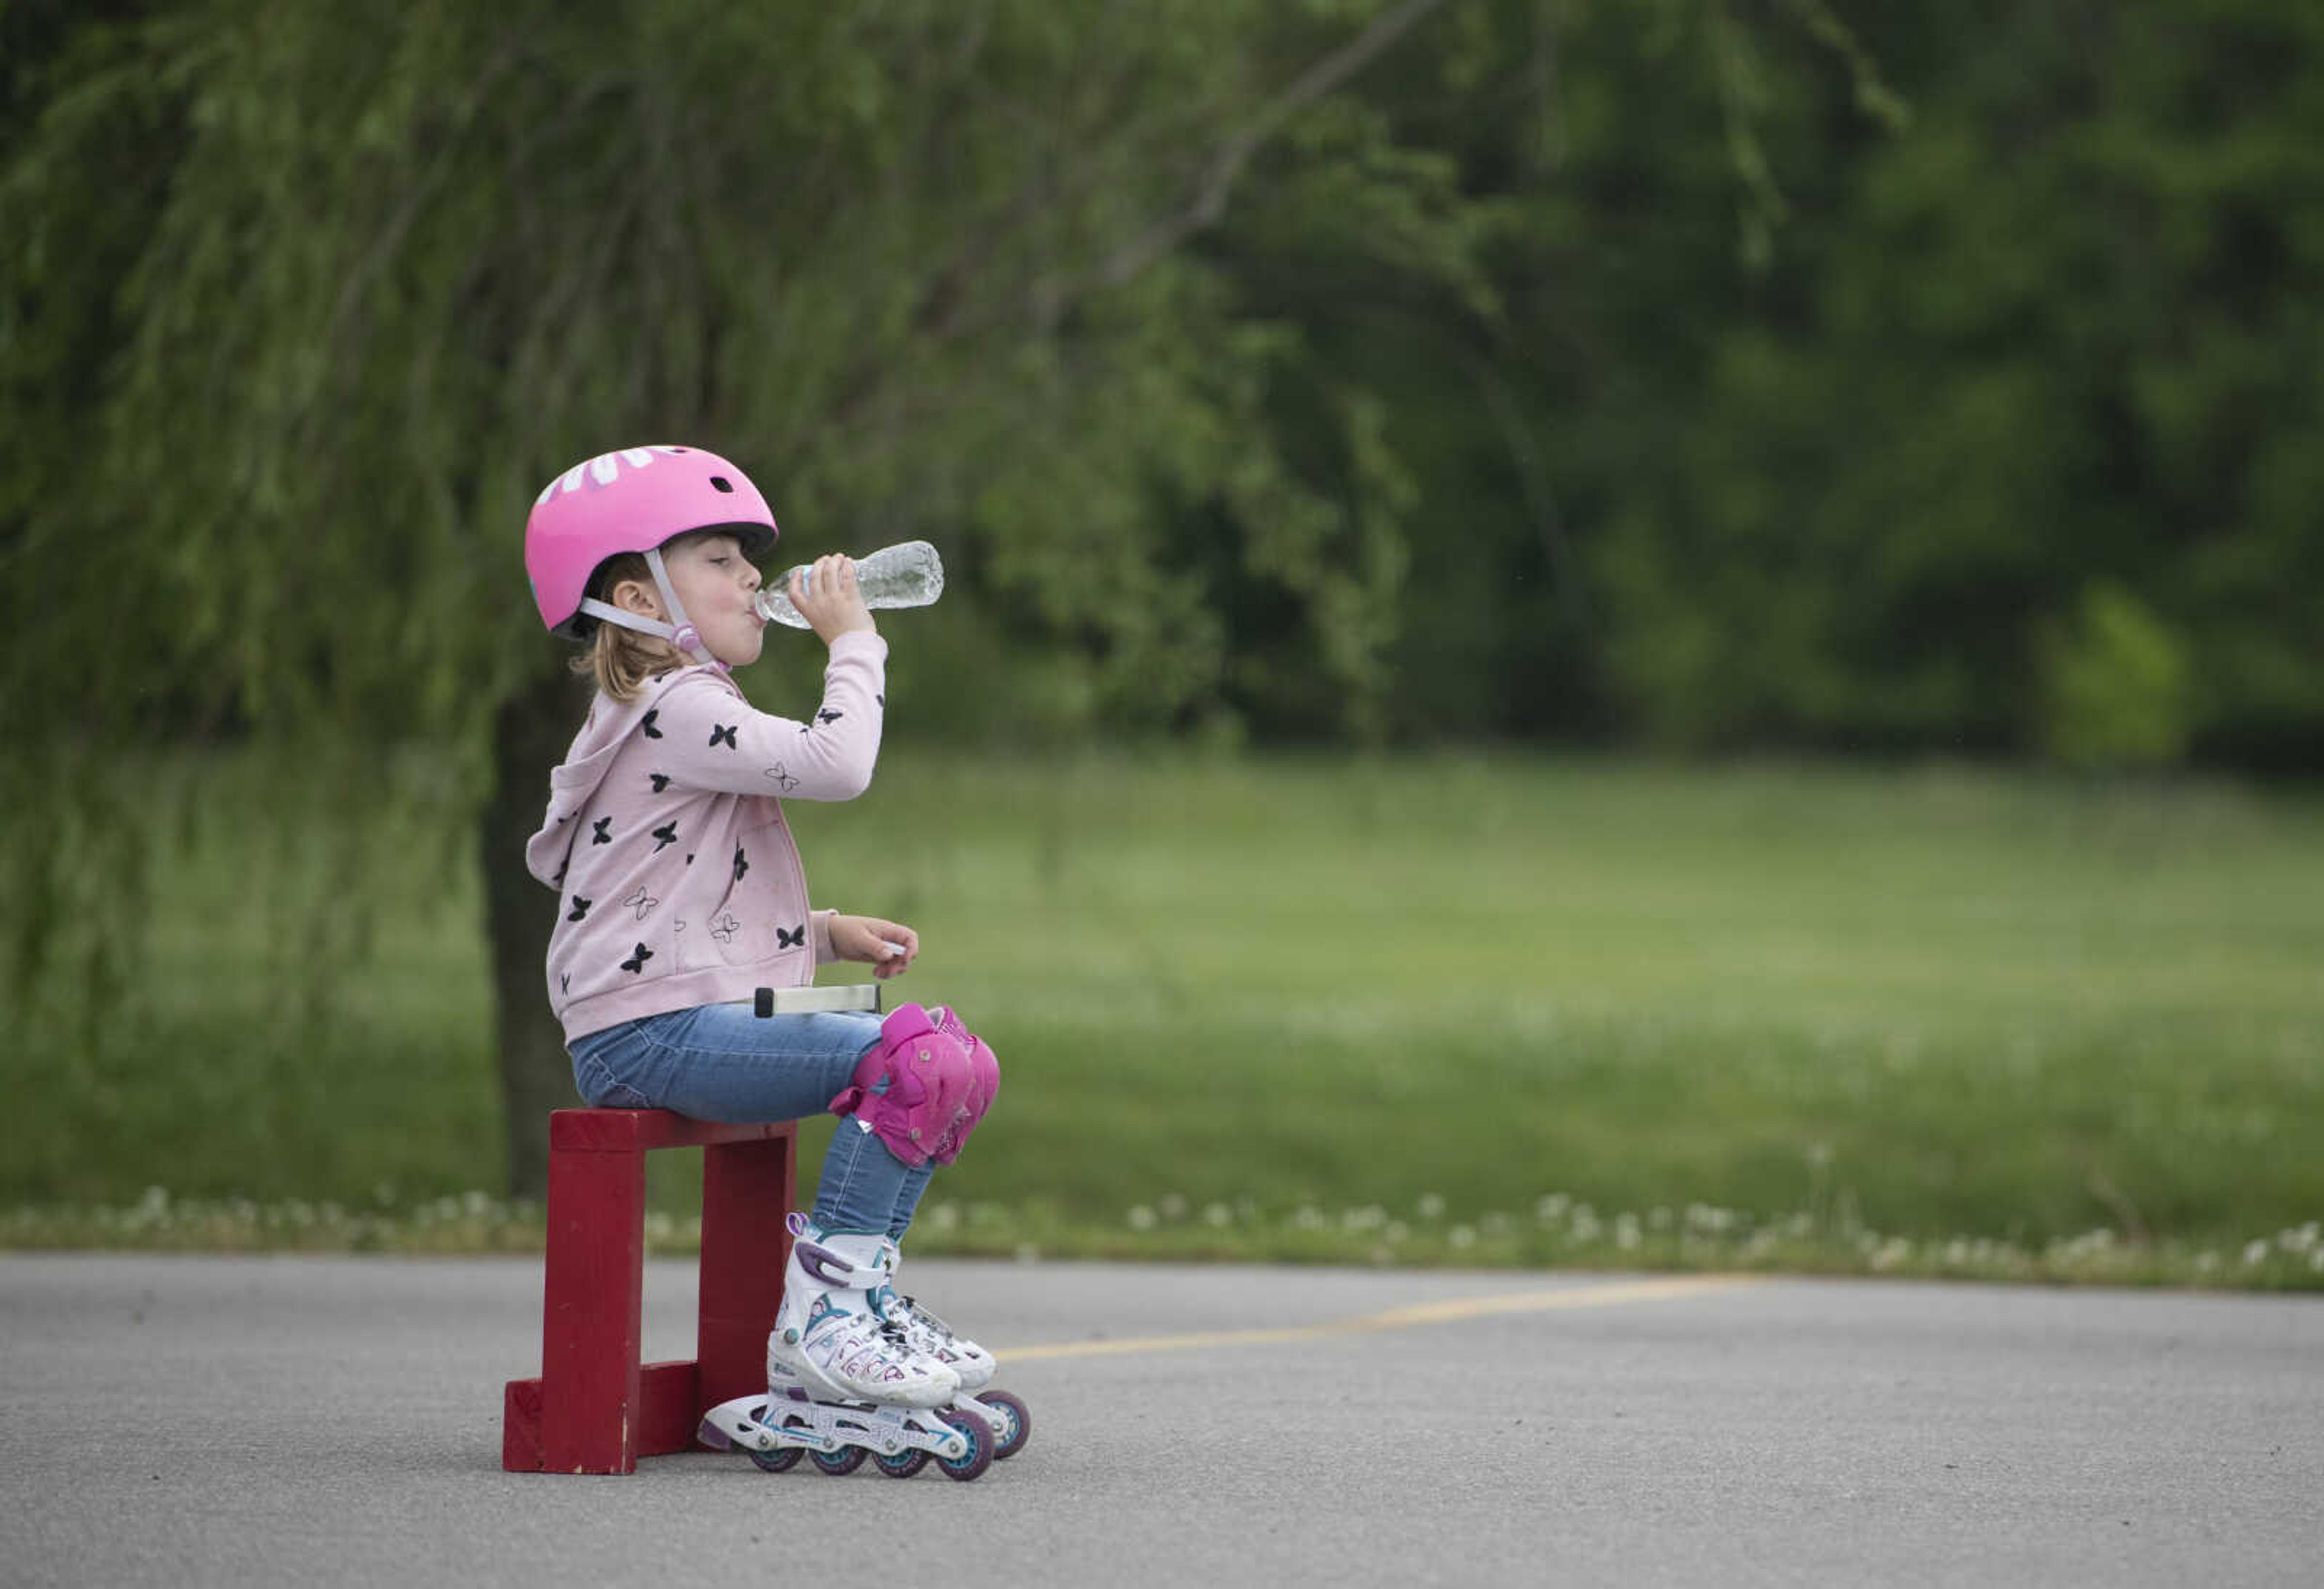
[{"xmin": 710, "ymin": 476, "xmax": 735, "ymax": 493}]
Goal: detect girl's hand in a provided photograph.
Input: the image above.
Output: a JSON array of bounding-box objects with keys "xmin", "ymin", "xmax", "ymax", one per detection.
[
  {"xmin": 829, "ymin": 914, "xmax": 917, "ymax": 979},
  {"xmin": 788, "ymin": 554, "xmax": 877, "ymax": 645}
]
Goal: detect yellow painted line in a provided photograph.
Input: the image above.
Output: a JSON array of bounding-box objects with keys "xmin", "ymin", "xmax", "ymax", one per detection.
[{"xmin": 999, "ymin": 1274, "xmax": 1758, "ymax": 1365}]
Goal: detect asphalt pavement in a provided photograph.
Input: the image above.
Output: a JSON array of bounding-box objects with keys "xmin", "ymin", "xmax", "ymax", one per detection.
[{"xmin": 3, "ymin": 1253, "xmax": 2319, "ymax": 1587}]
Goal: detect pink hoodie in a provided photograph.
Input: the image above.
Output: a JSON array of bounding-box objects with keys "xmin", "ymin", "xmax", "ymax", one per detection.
[{"xmin": 524, "ymin": 633, "xmax": 887, "ymax": 1041}]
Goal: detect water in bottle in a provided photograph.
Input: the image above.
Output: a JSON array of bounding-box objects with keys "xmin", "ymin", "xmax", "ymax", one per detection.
[{"xmin": 753, "ymin": 540, "xmax": 945, "ymax": 629}]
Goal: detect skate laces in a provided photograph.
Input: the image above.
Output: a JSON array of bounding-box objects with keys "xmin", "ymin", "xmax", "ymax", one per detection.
[{"xmin": 900, "ymin": 1293, "xmax": 957, "ymax": 1346}]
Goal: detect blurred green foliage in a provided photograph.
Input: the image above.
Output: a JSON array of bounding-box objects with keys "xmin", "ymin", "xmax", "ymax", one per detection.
[
  {"xmin": 5, "ymin": 1, "xmax": 2320, "ymax": 1201},
  {"xmin": 2040, "ymin": 583, "xmax": 2193, "ymax": 770},
  {"xmin": 1564, "ymin": 0, "xmax": 2324, "ymax": 769},
  {"xmin": 7, "ymin": 0, "xmax": 2317, "ymax": 765}
]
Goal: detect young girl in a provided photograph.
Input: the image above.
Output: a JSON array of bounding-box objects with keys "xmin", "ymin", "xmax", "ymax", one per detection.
[{"xmin": 520, "ymin": 445, "xmax": 1009, "ymax": 1461}]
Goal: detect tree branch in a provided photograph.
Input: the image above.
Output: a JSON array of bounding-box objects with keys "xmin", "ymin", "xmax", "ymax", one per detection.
[
  {"xmin": 1073, "ymin": 0, "xmax": 1455, "ymax": 302},
  {"xmin": 804, "ymin": 1, "xmax": 1455, "ymax": 461}
]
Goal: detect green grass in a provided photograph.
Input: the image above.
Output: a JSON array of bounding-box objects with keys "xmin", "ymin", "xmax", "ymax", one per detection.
[{"xmin": 8, "ymin": 751, "xmax": 2323, "ymax": 1288}]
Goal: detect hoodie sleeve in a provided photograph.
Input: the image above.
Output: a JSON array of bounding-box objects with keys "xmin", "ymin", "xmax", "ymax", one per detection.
[{"xmin": 646, "ymin": 635, "xmax": 887, "ymax": 801}]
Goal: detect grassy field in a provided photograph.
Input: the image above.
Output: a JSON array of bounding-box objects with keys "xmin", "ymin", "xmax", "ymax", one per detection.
[{"xmin": 8, "ymin": 752, "xmax": 2322, "ymax": 1287}]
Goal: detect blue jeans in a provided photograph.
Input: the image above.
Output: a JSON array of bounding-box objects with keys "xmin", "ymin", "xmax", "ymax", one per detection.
[{"xmin": 568, "ymin": 1004, "xmax": 933, "ymax": 1239}]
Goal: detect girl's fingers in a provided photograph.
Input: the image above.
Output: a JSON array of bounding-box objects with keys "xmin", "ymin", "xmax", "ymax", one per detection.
[{"xmin": 792, "ymin": 557, "xmax": 859, "ymax": 605}]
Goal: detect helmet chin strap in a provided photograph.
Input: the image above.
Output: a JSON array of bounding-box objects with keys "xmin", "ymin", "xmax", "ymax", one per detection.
[{"xmin": 576, "ymin": 546, "xmax": 719, "ymax": 667}]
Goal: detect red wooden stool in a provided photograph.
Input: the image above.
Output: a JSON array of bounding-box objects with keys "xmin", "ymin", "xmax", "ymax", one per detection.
[{"xmin": 502, "ymin": 1109, "xmax": 798, "ymax": 1474}]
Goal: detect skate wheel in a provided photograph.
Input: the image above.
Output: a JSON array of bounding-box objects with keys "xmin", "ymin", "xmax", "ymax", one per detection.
[
  {"xmin": 749, "ymin": 1414, "xmax": 809, "ymax": 1473},
  {"xmin": 934, "ymin": 1409, "xmax": 991, "ymax": 1483},
  {"xmin": 873, "ymin": 1447, "xmax": 930, "ymax": 1479},
  {"xmin": 809, "ymin": 1446, "xmax": 867, "ymax": 1476},
  {"xmin": 978, "ymin": 1389, "xmax": 1031, "ymax": 1460}
]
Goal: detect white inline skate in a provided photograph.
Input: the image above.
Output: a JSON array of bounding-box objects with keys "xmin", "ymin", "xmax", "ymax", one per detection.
[
  {"xmin": 882, "ymin": 1236, "xmax": 1031, "ymax": 1461},
  {"xmin": 697, "ymin": 1213, "xmax": 994, "ymax": 1481}
]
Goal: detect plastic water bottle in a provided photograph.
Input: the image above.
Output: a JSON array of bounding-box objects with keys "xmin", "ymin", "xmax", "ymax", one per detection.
[{"xmin": 752, "ymin": 540, "xmax": 945, "ymax": 629}]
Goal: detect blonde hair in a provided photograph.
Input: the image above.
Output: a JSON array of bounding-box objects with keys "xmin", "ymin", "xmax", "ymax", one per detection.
[{"xmin": 570, "ymin": 549, "xmax": 685, "ymax": 701}]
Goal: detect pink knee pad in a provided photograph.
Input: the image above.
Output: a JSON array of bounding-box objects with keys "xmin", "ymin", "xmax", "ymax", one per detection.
[{"xmin": 829, "ymin": 1003, "xmax": 994, "ymax": 1168}]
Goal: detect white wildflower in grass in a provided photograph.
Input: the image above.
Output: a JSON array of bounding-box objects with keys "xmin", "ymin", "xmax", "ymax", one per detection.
[
  {"xmin": 1127, "ymin": 1205, "xmax": 1157, "ymax": 1231},
  {"xmin": 1204, "ymin": 1202, "xmax": 1233, "ymax": 1228},
  {"xmin": 2050, "ymin": 1230, "xmax": 2116, "ymax": 1265},
  {"xmin": 928, "ymin": 1201, "xmax": 962, "ymax": 1233},
  {"xmin": 1648, "ymin": 1207, "xmax": 1673, "ymax": 1231},
  {"xmin": 1481, "ymin": 1211, "xmax": 1512, "ymax": 1237},
  {"xmin": 1158, "ymin": 1193, "xmax": 1188, "ymax": 1221},
  {"xmin": 1535, "ymin": 1193, "xmax": 1571, "ymax": 1224},
  {"xmin": 1341, "ymin": 1205, "xmax": 1386, "ymax": 1233},
  {"xmin": 1449, "ymin": 1225, "xmax": 1476, "ymax": 1249},
  {"xmin": 1384, "ymin": 1220, "xmax": 1410, "ymax": 1243},
  {"xmin": 1416, "ymin": 1192, "xmax": 1446, "ymax": 1221},
  {"xmin": 1685, "ymin": 1204, "xmax": 1737, "ymax": 1234},
  {"xmin": 1292, "ymin": 1205, "xmax": 1327, "ymax": 1231},
  {"xmin": 1614, "ymin": 1213, "xmax": 1641, "ymax": 1251},
  {"xmin": 2244, "ymin": 1240, "xmax": 2270, "ymax": 1266}
]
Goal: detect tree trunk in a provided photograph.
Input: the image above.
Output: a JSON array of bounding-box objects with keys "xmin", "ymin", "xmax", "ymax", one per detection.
[{"xmin": 481, "ymin": 661, "xmax": 592, "ymax": 1201}]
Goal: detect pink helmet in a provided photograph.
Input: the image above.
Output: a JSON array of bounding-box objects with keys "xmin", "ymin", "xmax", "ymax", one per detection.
[{"xmin": 525, "ymin": 445, "xmax": 777, "ymax": 638}]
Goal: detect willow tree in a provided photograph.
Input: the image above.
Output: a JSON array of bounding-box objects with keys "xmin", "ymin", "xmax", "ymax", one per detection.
[{"xmin": 2, "ymin": 0, "xmax": 1463, "ymax": 1196}]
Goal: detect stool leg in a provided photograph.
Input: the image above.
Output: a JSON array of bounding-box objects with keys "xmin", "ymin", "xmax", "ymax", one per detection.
[
  {"xmin": 698, "ymin": 1133, "xmax": 796, "ymax": 1410},
  {"xmin": 540, "ymin": 1141, "xmax": 647, "ymax": 1474}
]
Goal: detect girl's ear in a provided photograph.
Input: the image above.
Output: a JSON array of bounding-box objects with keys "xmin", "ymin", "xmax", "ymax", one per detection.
[{"xmin": 609, "ymin": 576, "xmax": 665, "ymax": 620}]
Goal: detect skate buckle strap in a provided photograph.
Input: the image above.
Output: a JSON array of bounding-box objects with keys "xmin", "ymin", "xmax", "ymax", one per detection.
[{"xmin": 792, "ymin": 1236, "xmax": 863, "ymax": 1289}]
